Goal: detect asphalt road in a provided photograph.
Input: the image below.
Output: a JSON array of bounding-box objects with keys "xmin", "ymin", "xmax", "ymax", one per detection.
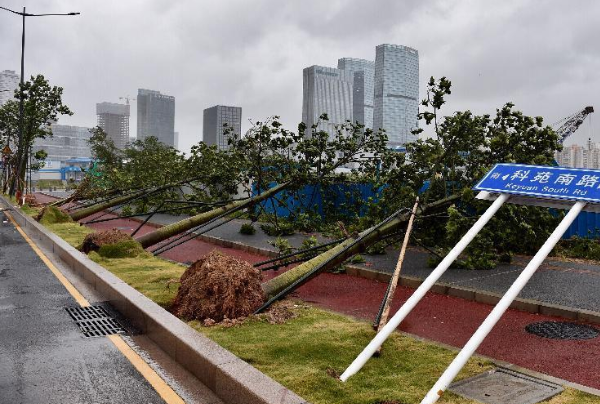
[{"xmin": 0, "ymin": 208, "xmax": 166, "ymax": 404}]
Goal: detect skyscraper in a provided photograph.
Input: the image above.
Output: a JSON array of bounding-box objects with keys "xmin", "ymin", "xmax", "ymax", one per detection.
[
  {"xmin": 96, "ymin": 102, "xmax": 130, "ymax": 149},
  {"xmin": 302, "ymin": 65, "xmax": 354, "ymax": 136},
  {"xmin": 137, "ymin": 89, "xmax": 176, "ymax": 147},
  {"xmin": 373, "ymin": 44, "xmax": 419, "ymax": 147},
  {"xmin": 0, "ymin": 70, "xmax": 19, "ymax": 106},
  {"xmin": 203, "ymin": 105, "xmax": 242, "ymax": 150},
  {"xmin": 337, "ymin": 58, "xmax": 375, "ymax": 129}
]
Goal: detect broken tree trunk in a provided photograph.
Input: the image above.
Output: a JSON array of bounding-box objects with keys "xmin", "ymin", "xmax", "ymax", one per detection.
[
  {"xmin": 136, "ymin": 182, "xmax": 290, "ymax": 249},
  {"xmin": 374, "ymin": 197, "xmax": 419, "ymax": 356},
  {"xmin": 261, "ymin": 194, "xmax": 459, "ymax": 300}
]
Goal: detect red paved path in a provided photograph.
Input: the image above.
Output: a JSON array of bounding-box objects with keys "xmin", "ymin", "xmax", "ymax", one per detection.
[{"xmin": 36, "ymin": 194, "xmax": 600, "ymax": 389}]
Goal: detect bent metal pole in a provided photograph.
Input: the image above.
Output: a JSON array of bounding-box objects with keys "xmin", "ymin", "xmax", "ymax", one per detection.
[
  {"xmin": 420, "ymin": 200, "xmax": 586, "ymax": 404},
  {"xmin": 340, "ymin": 193, "xmax": 510, "ymax": 382}
]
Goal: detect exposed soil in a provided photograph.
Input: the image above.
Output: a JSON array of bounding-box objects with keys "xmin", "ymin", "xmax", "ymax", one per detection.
[
  {"xmin": 24, "ymin": 194, "xmax": 42, "ymax": 207},
  {"xmin": 80, "ymin": 229, "xmax": 133, "ymax": 254},
  {"xmin": 258, "ymin": 300, "xmax": 299, "ymax": 324},
  {"xmin": 171, "ymin": 250, "xmax": 265, "ymax": 322}
]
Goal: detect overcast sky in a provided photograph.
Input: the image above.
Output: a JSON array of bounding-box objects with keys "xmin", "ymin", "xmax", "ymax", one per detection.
[{"xmin": 1, "ymin": 0, "xmax": 598, "ymax": 153}]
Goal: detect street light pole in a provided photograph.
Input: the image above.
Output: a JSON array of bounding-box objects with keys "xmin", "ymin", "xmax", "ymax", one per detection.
[{"xmin": 0, "ymin": 6, "xmax": 80, "ymax": 197}]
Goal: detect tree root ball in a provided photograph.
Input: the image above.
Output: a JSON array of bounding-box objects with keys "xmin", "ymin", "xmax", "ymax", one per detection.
[
  {"xmin": 171, "ymin": 250, "xmax": 265, "ymax": 322},
  {"xmin": 80, "ymin": 229, "xmax": 134, "ymax": 254}
]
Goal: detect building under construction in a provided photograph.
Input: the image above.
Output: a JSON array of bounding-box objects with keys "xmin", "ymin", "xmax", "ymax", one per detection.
[{"xmin": 96, "ymin": 102, "xmax": 130, "ymax": 149}]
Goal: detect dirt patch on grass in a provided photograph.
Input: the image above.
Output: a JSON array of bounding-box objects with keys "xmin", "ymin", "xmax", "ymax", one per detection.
[
  {"xmin": 171, "ymin": 250, "xmax": 265, "ymax": 322},
  {"xmin": 80, "ymin": 229, "xmax": 133, "ymax": 254},
  {"xmin": 258, "ymin": 300, "xmax": 298, "ymax": 324}
]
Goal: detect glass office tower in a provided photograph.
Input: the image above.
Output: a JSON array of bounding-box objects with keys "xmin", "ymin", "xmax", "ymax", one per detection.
[
  {"xmin": 302, "ymin": 65, "xmax": 354, "ymax": 136},
  {"xmin": 337, "ymin": 58, "xmax": 375, "ymax": 129},
  {"xmin": 373, "ymin": 44, "xmax": 419, "ymax": 147}
]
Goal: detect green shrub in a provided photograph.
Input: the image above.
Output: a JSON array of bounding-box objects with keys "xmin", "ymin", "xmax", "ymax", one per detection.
[
  {"xmin": 350, "ymin": 254, "xmax": 366, "ymax": 264},
  {"xmin": 37, "ymin": 206, "xmax": 73, "ymax": 225},
  {"xmin": 558, "ymin": 236, "xmax": 600, "ymax": 261},
  {"xmin": 300, "ymin": 236, "xmax": 318, "ymax": 250},
  {"xmin": 240, "ymin": 223, "xmax": 256, "ymax": 235},
  {"xmin": 260, "ymin": 222, "xmax": 295, "ymax": 236},
  {"xmin": 270, "ymin": 237, "xmax": 293, "ymax": 256},
  {"xmin": 97, "ymin": 240, "xmax": 145, "ymax": 258},
  {"xmin": 121, "ymin": 205, "xmax": 133, "ymax": 216},
  {"xmin": 366, "ymin": 240, "xmax": 387, "ymax": 255}
]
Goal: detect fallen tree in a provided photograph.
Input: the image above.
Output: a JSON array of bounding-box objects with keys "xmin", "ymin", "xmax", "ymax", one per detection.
[
  {"xmin": 136, "ymin": 182, "xmax": 290, "ymax": 249},
  {"xmin": 69, "ymin": 189, "xmax": 151, "ymax": 221},
  {"xmin": 258, "ymin": 194, "xmax": 460, "ymax": 310}
]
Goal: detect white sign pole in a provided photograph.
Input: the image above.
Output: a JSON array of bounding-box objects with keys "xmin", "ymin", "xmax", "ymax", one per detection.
[
  {"xmin": 340, "ymin": 193, "xmax": 510, "ymax": 382},
  {"xmin": 420, "ymin": 200, "xmax": 586, "ymax": 404}
]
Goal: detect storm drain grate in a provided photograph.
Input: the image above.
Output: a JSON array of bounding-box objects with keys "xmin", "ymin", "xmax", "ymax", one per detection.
[
  {"xmin": 66, "ymin": 306, "xmax": 110, "ymax": 322},
  {"xmin": 525, "ymin": 321, "xmax": 599, "ymax": 340},
  {"xmin": 66, "ymin": 306, "xmax": 126, "ymax": 338}
]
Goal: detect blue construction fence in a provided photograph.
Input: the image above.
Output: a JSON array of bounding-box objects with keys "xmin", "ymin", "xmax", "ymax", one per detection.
[
  {"xmin": 254, "ymin": 182, "xmax": 600, "ymax": 239},
  {"xmin": 253, "ymin": 183, "xmax": 383, "ymax": 219},
  {"xmin": 564, "ymin": 211, "xmax": 600, "ymax": 239}
]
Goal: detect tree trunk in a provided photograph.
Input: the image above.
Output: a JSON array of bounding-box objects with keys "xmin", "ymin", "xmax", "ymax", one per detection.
[
  {"xmin": 69, "ymin": 190, "xmax": 148, "ymax": 221},
  {"xmin": 136, "ymin": 182, "xmax": 290, "ymax": 249},
  {"xmin": 261, "ymin": 194, "xmax": 459, "ymax": 298}
]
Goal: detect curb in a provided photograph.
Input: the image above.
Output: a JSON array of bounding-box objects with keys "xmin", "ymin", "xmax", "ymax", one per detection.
[
  {"xmin": 1, "ymin": 197, "xmax": 307, "ymax": 404},
  {"xmin": 173, "ymin": 227, "xmax": 600, "ymax": 326}
]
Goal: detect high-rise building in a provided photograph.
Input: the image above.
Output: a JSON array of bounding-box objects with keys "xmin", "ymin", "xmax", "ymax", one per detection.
[
  {"xmin": 33, "ymin": 124, "xmax": 92, "ymax": 163},
  {"xmin": 203, "ymin": 105, "xmax": 242, "ymax": 150},
  {"xmin": 556, "ymin": 139, "xmax": 600, "ymax": 169},
  {"xmin": 96, "ymin": 102, "xmax": 130, "ymax": 149},
  {"xmin": 337, "ymin": 58, "xmax": 375, "ymax": 129},
  {"xmin": 373, "ymin": 44, "xmax": 419, "ymax": 147},
  {"xmin": 0, "ymin": 70, "xmax": 19, "ymax": 106},
  {"xmin": 302, "ymin": 65, "xmax": 354, "ymax": 136},
  {"xmin": 137, "ymin": 89, "xmax": 176, "ymax": 147}
]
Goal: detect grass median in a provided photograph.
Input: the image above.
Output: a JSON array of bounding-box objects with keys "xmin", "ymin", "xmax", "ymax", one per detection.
[{"xmin": 40, "ymin": 218, "xmax": 599, "ymax": 404}]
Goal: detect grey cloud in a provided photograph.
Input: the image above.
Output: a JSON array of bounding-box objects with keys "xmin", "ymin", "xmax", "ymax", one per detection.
[{"xmin": 0, "ymin": 0, "xmax": 598, "ymax": 152}]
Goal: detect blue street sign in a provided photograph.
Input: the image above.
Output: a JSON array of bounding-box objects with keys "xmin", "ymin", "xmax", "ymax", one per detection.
[{"xmin": 474, "ymin": 164, "xmax": 600, "ymax": 204}]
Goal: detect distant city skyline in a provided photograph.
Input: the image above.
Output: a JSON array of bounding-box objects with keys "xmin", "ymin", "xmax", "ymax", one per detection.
[
  {"xmin": 303, "ymin": 45, "xmax": 419, "ymax": 148},
  {"xmin": 0, "ymin": 1, "xmax": 598, "ymax": 152},
  {"xmin": 556, "ymin": 138, "xmax": 600, "ymax": 169}
]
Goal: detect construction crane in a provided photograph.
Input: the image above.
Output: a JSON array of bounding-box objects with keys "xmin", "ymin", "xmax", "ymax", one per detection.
[
  {"xmin": 119, "ymin": 95, "xmax": 136, "ymax": 105},
  {"xmin": 553, "ymin": 106, "xmax": 594, "ymax": 144}
]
